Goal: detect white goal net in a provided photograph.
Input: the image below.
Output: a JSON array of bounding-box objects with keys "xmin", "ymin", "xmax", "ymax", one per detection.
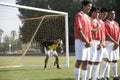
[{"xmin": 0, "ymin": 2, "xmax": 69, "ymax": 68}]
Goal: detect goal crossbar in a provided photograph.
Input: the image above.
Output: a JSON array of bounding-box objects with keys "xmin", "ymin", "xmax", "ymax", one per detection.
[{"xmin": 0, "ymin": 1, "xmax": 67, "ymax": 15}]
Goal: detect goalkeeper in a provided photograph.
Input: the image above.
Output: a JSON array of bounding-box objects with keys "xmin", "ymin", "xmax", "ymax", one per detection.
[{"xmin": 42, "ymin": 39, "xmax": 62, "ymax": 70}]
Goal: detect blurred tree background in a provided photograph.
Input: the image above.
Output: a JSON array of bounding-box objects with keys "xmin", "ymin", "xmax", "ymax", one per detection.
[{"xmin": 16, "ymin": 0, "xmax": 120, "ymax": 52}]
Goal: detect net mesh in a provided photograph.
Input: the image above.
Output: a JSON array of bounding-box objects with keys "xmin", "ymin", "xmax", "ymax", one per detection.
[{"xmin": 0, "ymin": 3, "xmax": 67, "ymax": 68}]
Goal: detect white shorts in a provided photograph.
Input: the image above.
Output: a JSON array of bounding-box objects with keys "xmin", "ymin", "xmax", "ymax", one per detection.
[
  {"xmin": 119, "ymin": 46, "xmax": 120, "ymax": 55},
  {"xmin": 105, "ymin": 41, "xmax": 119, "ymax": 61},
  {"xmin": 44, "ymin": 47, "xmax": 57, "ymax": 55},
  {"xmin": 102, "ymin": 48, "xmax": 109, "ymax": 59},
  {"xmin": 75, "ymin": 39, "xmax": 90, "ymax": 61},
  {"xmin": 89, "ymin": 40, "xmax": 103, "ymax": 62}
]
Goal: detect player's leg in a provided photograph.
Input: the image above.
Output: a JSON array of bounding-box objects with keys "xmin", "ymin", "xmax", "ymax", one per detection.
[
  {"xmin": 87, "ymin": 40, "xmax": 100, "ymax": 80},
  {"xmin": 112, "ymin": 47, "xmax": 120, "ymax": 80},
  {"xmin": 99, "ymin": 48, "xmax": 109, "ymax": 80},
  {"xmin": 74, "ymin": 39, "xmax": 90, "ymax": 80},
  {"xmin": 81, "ymin": 61, "xmax": 88, "ymax": 80},
  {"xmin": 112, "ymin": 47, "xmax": 119, "ymax": 80},
  {"xmin": 105, "ymin": 43, "xmax": 119, "ymax": 80},
  {"xmin": 92, "ymin": 62, "xmax": 100, "ymax": 80},
  {"xmin": 99, "ymin": 59, "xmax": 109, "ymax": 79},
  {"xmin": 44, "ymin": 47, "xmax": 50, "ymax": 69},
  {"xmin": 100, "ymin": 41, "xmax": 113, "ymax": 79},
  {"xmin": 81, "ymin": 43, "xmax": 91, "ymax": 80},
  {"xmin": 75, "ymin": 60, "xmax": 82, "ymax": 80},
  {"xmin": 93, "ymin": 47, "xmax": 105, "ymax": 80},
  {"xmin": 105, "ymin": 61, "xmax": 110, "ymax": 80},
  {"xmin": 87, "ymin": 61, "xmax": 93, "ymax": 80},
  {"xmin": 104, "ymin": 48, "xmax": 113, "ymax": 80},
  {"xmin": 74, "ymin": 39, "xmax": 83, "ymax": 80},
  {"xmin": 44, "ymin": 54, "xmax": 50, "ymax": 69},
  {"xmin": 53, "ymin": 51, "xmax": 61, "ymax": 69},
  {"xmin": 112, "ymin": 61, "xmax": 119, "ymax": 80}
]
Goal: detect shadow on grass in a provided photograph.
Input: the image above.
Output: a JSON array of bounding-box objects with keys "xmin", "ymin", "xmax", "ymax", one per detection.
[
  {"xmin": 46, "ymin": 78, "xmax": 74, "ymax": 80},
  {"xmin": 0, "ymin": 68, "xmax": 44, "ymax": 72}
]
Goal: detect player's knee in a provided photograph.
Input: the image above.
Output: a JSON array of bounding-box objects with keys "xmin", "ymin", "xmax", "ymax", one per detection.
[
  {"xmin": 112, "ymin": 60, "xmax": 117, "ymax": 63},
  {"xmin": 82, "ymin": 61, "xmax": 88, "ymax": 70},
  {"xmin": 54, "ymin": 54, "xmax": 58, "ymax": 58},
  {"xmin": 94, "ymin": 62, "xmax": 99, "ymax": 65},
  {"xmin": 46, "ymin": 56, "xmax": 50, "ymax": 59},
  {"xmin": 88, "ymin": 61, "xmax": 93, "ymax": 64},
  {"xmin": 103, "ymin": 58, "xmax": 109, "ymax": 62},
  {"xmin": 45, "ymin": 57, "xmax": 49, "ymax": 60},
  {"xmin": 75, "ymin": 60, "xmax": 82, "ymax": 68},
  {"xmin": 82, "ymin": 61, "xmax": 88, "ymax": 65}
]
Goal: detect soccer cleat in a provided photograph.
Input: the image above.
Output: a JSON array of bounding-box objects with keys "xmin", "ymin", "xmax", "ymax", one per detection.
[
  {"xmin": 57, "ymin": 65, "xmax": 61, "ymax": 69},
  {"xmin": 54, "ymin": 62, "xmax": 61, "ymax": 69},
  {"xmin": 106, "ymin": 77, "xmax": 110, "ymax": 80},
  {"xmin": 99, "ymin": 78, "xmax": 105, "ymax": 80},
  {"xmin": 88, "ymin": 78, "xmax": 92, "ymax": 80},
  {"xmin": 44, "ymin": 65, "xmax": 47, "ymax": 70},
  {"xmin": 113, "ymin": 77, "xmax": 120, "ymax": 80},
  {"xmin": 97, "ymin": 78, "xmax": 100, "ymax": 80}
]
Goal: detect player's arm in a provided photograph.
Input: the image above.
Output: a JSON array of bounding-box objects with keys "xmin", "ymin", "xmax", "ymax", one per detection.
[
  {"xmin": 77, "ymin": 29, "xmax": 91, "ymax": 48},
  {"xmin": 107, "ymin": 34, "xmax": 119, "ymax": 50},
  {"xmin": 91, "ymin": 27, "xmax": 98, "ymax": 33},
  {"xmin": 91, "ymin": 24, "xmax": 101, "ymax": 33},
  {"xmin": 97, "ymin": 33, "xmax": 105, "ymax": 50},
  {"xmin": 117, "ymin": 31, "xmax": 120, "ymax": 43},
  {"xmin": 75, "ymin": 13, "xmax": 91, "ymax": 48},
  {"xmin": 101, "ymin": 33, "xmax": 105, "ymax": 47},
  {"xmin": 107, "ymin": 34, "xmax": 118, "ymax": 45},
  {"xmin": 117, "ymin": 33, "xmax": 120, "ymax": 47}
]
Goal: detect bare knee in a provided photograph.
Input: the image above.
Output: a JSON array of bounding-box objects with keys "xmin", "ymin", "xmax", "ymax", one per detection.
[
  {"xmin": 75, "ymin": 60, "xmax": 82, "ymax": 68},
  {"xmin": 94, "ymin": 62, "xmax": 99, "ymax": 65},
  {"xmin": 45, "ymin": 54, "xmax": 50, "ymax": 60},
  {"xmin": 88, "ymin": 61, "xmax": 93, "ymax": 65},
  {"xmin": 112, "ymin": 60, "xmax": 117, "ymax": 63},
  {"xmin": 103, "ymin": 58, "xmax": 109, "ymax": 62},
  {"xmin": 82, "ymin": 61, "xmax": 88, "ymax": 70}
]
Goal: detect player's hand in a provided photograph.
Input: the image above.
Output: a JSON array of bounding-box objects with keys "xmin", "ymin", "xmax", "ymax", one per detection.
[
  {"xmin": 113, "ymin": 44, "xmax": 119, "ymax": 50},
  {"xmin": 97, "ymin": 44, "xmax": 101, "ymax": 50},
  {"xmin": 97, "ymin": 24, "xmax": 101, "ymax": 29},
  {"xmin": 97, "ymin": 43, "xmax": 104, "ymax": 50},
  {"xmin": 102, "ymin": 43, "xmax": 105, "ymax": 47},
  {"xmin": 85, "ymin": 42, "xmax": 91, "ymax": 48},
  {"xmin": 113, "ymin": 42, "xmax": 119, "ymax": 50}
]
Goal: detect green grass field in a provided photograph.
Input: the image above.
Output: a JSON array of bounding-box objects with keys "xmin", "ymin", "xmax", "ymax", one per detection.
[{"xmin": 0, "ymin": 56, "xmax": 120, "ymax": 80}]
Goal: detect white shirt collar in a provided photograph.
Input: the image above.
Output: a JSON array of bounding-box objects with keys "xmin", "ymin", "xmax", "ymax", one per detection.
[{"xmin": 106, "ymin": 19, "xmax": 114, "ymax": 24}]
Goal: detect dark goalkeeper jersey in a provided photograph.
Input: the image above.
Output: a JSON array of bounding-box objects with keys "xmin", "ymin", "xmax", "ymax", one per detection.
[{"xmin": 43, "ymin": 40, "xmax": 60, "ymax": 50}]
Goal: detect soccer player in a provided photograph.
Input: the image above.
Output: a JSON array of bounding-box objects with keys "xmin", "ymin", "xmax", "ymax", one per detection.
[
  {"xmin": 43, "ymin": 39, "xmax": 63, "ymax": 70},
  {"xmin": 87, "ymin": 7, "xmax": 108, "ymax": 80},
  {"xmin": 100, "ymin": 9, "xmax": 120, "ymax": 80},
  {"xmin": 87, "ymin": 6, "xmax": 103, "ymax": 80},
  {"xmin": 96, "ymin": 8, "xmax": 109, "ymax": 80},
  {"xmin": 74, "ymin": 1, "xmax": 92, "ymax": 80}
]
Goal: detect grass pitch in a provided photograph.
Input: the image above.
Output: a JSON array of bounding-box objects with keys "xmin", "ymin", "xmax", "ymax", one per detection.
[{"xmin": 0, "ymin": 56, "xmax": 120, "ymax": 80}]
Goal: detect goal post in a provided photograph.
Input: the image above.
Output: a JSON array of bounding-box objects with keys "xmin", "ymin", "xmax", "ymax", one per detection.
[{"xmin": 0, "ymin": 2, "xmax": 69, "ymax": 67}]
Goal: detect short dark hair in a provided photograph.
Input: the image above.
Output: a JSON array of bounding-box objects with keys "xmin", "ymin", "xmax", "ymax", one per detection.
[
  {"xmin": 81, "ymin": 0, "xmax": 92, "ymax": 9},
  {"xmin": 107, "ymin": 9, "xmax": 114, "ymax": 12},
  {"xmin": 107, "ymin": 9, "xmax": 115, "ymax": 16},
  {"xmin": 100, "ymin": 8, "xmax": 108, "ymax": 13},
  {"xmin": 89, "ymin": 6, "xmax": 100, "ymax": 16}
]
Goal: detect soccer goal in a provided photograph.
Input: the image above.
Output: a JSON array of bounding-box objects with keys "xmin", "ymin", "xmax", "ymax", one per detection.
[{"xmin": 0, "ymin": 2, "xmax": 69, "ymax": 68}]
